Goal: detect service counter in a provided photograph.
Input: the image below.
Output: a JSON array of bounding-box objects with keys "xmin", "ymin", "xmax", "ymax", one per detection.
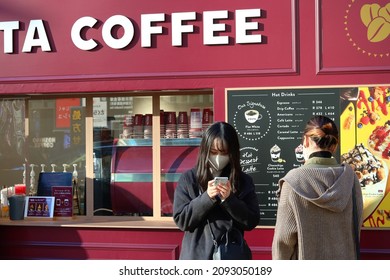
[{"xmin": 1, "ymin": 217, "xmax": 390, "ymax": 260}]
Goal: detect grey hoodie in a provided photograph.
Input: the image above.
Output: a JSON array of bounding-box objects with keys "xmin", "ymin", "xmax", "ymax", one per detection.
[{"xmin": 272, "ymin": 156, "xmax": 363, "ymax": 260}]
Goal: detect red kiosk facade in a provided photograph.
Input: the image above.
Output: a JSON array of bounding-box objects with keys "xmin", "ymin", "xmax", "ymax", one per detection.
[{"xmin": 0, "ymin": 0, "xmax": 389, "ymax": 259}]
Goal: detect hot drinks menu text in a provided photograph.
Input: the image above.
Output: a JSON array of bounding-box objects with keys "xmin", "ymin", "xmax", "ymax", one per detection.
[{"xmin": 228, "ymin": 88, "xmax": 340, "ymax": 226}]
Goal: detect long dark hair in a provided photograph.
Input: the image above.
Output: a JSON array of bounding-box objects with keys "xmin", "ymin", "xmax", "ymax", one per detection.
[{"xmin": 195, "ymin": 122, "xmax": 241, "ymax": 192}]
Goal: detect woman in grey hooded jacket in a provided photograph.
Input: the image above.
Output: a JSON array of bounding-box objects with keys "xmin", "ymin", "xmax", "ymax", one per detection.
[{"xmin": 272, "ymin": 115, "xmax": 363, "ymax": 260}]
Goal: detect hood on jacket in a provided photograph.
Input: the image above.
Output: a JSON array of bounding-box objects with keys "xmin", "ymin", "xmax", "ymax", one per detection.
[{"xmin": 279, "ymin": 164, "xmax": 356, "ymax": 212}]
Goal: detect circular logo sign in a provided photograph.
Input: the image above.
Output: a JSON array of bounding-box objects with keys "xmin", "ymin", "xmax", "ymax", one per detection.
[
  {"xmin": 232, "ymin": 101, "xmax": 272, "ymax": 141},
  {"xmin": 345, "ymin": 0, "xmax": 390, "ymax": 58}
]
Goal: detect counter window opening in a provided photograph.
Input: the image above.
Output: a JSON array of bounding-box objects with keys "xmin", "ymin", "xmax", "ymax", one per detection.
[{"xmin": 0, "ymin": 91, "xmax": 213, "ymax": 220}]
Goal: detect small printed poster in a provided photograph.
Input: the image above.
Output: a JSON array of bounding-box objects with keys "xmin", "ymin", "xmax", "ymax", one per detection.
[
  {"xmin": 70, "ymin": 107, "xmax": 85, "ymax": 147},
  {"xmin": 56, "ymin": 98, "xmax": 81, "ymax": 129},
  {"xmin": 52, "ymin": 186, "xmax": 73, "ymax": 217},
  {"xmin": 24, "ymin": 196, "xmax": 55, "ymax": 218}
]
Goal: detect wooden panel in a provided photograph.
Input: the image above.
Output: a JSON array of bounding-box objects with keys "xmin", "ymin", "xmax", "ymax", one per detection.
[
  {"xmin": 316, "ymin": 0, "xmax": 390, "ymax": 74},
  {"xmin": 0, "ymin": 225, "xmax": 389, "ymax": 260}
]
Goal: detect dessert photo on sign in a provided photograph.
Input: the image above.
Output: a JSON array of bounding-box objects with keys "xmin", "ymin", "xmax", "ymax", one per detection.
[{"xmin": 340, "ymin": 86, "xmax": 390, "ymax": 227}]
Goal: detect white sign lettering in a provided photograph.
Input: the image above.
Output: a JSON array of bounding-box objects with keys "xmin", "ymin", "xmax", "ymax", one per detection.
[
  {"xmin": 172, "ymin": 12, "xmax": 196, "ymax": 47},
  {"xmin": 102, "ymin": 15, "xmax": 134, "ymax": 49},
  {"xmin": 0, "ymin": 8, "xmax": 263, "ymax": 54},
  {"xmin": 203, "ymin": 10, "xmax": 229, "ymax": 45},
  {"xmin": 0, "ymin": 21, "xmax": 19, "ymax": 53},
  {"xmin": 141, "ymin": 13, "xmax": 165, "ymax": 48},
  {"xmin": 71, "ymin": 16, "xmax": 98, "ymax": 50},
  {"xmin": 22, "ymin": 20, "xmax": 51, "ymax": 52}
]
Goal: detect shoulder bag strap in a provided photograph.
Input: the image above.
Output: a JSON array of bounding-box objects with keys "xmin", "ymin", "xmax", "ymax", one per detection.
[{"xmin": 207, "ymin": 219, "xmax": 218, "ymax": 247}]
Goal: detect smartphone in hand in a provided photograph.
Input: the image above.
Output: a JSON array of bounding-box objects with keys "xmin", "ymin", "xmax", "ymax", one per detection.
[
  {"xmin": 214, "ymin": 177, "xmax": 228, "ymax": 186},
  {"xmin": 214, "ymin": 177, "xmax": 228, "ymax": 200}
]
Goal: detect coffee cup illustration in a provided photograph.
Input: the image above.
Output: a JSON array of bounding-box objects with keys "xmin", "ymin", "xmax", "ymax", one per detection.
[
  {"xmin": 270, "ymin": 144, "xmax": 281, "ymax": 162},
  {"xmin": 245, "ymin": 110, "xmax": 260, "ymax": 123},
  {"xmin": 295, "ymin": 144, "xmax": 305, "ymax": 162}
]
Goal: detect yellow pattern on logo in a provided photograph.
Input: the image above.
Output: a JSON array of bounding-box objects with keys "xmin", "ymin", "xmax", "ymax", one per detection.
[
  {"xmin": 345, "ymin": 0, "xmax": 390, "ymax": 58},
  {"xmin": 360, "ymin": 3, "xmax": 390, "ymax": 42}
]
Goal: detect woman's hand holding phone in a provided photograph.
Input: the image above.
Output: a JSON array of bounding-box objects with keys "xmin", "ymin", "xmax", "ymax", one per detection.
[
  {"xmin": 213, "ymin": 177, "xmax": 231, "ymax": 201},
  {"xmin": 207, "ymin": 179, "xmax": 220, "ymax": 199}
]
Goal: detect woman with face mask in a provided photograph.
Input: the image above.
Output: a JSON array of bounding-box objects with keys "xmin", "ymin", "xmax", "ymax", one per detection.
[
  {"xmin": 272, "ymin": 115, "xmax": 363, "ymax": 260},
  {"xmin": 173, "ymin": 121, "xmax": 260, "ymax": 259}
]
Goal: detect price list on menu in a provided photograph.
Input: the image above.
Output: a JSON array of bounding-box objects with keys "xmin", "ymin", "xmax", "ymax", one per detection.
[{"xmin": 227, "ymin": 88, "xmax": 340, "ymax": 226}]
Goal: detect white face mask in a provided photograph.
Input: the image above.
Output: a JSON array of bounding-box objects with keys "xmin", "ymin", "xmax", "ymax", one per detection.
[{"xmin": 208, "ymin": 154, "xmax": 230, "ymax": 172}]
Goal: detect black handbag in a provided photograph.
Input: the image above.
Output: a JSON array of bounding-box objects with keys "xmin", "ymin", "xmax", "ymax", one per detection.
[{"xmin": 207, "ymin": 220, "xmax": 252, "ymax": 260}]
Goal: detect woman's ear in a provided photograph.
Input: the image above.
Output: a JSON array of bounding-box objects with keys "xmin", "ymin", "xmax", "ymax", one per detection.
[{"xmin": 302, "ymin": 135, "xmax": 309, "ymax": 148}]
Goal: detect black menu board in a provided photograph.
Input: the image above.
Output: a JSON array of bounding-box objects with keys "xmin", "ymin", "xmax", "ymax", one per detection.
[{"xmin": 227, "ymin": 88, "xmax": 340, "ymax": 226}]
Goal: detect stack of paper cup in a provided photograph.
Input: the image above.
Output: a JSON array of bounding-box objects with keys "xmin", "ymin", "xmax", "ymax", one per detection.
[
  {"xmin": 133, "ymin": 114, "xmax": 144, "ymax": 138},
  {"xmin": 122, "ymin": 115, "xmax": 133, "ymax": 139},
  {"xmin": 165, "ymin": 112, "xmax": 177, "ymax": 138},
  {"xmin": 189, "ymin": 108, "xmax": 202, "ymax": 138},
  {"xmin": 144, "ymin": 114, "xmax": 152, "ymax": 139},
  {"xmin": 202, "ymin": 108, "xmax": 213, "ymax": 133},
  {"xmin": 177, "ymin": 111, "xmax": 189, "ymax": 138},
  {"xmin": 160, "ymin": 110, "xmax": 165, "ymax": 138}
]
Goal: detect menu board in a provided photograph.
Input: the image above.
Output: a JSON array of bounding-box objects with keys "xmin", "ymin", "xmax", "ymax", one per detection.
[{"xmin": 227, "ymin": 88, "xmax": 340, "ymax": 226}]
